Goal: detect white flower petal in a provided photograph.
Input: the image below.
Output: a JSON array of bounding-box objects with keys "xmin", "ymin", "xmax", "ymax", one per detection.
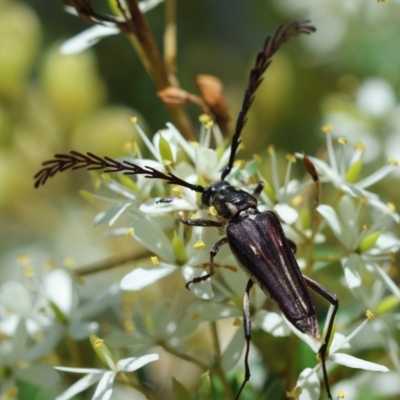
[
  {"xmin": 78, "ymin": 284, "xmax": 120, "ymax": 320},
  {"xmin": 55, "ymin": 372, "xmax": 103, "ymax": 400},
  {"xmin": 331, "ymin": 353, "xmax": 389, "ymax": 371},
  {"xmin": 363, "ymin": 262, "xmax": 400, "ymax": 300},
  {"xmin": 94, "ymin": 202, "xmax": 134, "ymax": 227},
  {"xmin": 342, "ymin": 254, "xmax": 362, "ymax": 288},
  {"xmin": 284, "ymin": 315, "xmax": 320, "ymax": 353},
  {"xmin": 23, "ymin": 323, "xmax": 64, "ymax": 361},
  {"xmin": 329, "ymin": 320, "xmax": 368, "ymax": 354},
  {"xmin": 317, "ymin": 205, "xmax": 347, "ymax": 246},
  {"xmin": 181, "ymin": 266, "xmax": 213, "ymax": 299},
  {"xmin": 187, "ymin": 301, "xmax": 241, "ymax": 322},
  {"xmin": 274, "ymin": 203, "xmax": 298, "ymax": 224},
  {"xmin": 44, "ymin": 269, "xmax": 73, "ymax": 316},
  {"xmin": 138, "ymin": 0, "xmax": 165, "ymax": 13},
  {"xmin": 120, "ymin": 264, "xmax": 177, "ymax": 291},
  {"xmin": 60, "ymin": 25, "xmax": 120, "ymax": 55},
  {"xmin": 196, "ymin": 148, "xmax": 219, "ymax": 180},
  {"xmin": 255, "ymin": 310, "xmax": 291, "ymax": 337},
  {"xmin": 139, "ymin": 197, "xmax": 194, "ymax": 214},
  {"xmin": 92, "ymin": 371, "xmax": 116, "ymax": 400},
  {"xmin": 295, "ymin": 368, "xmax": 320, "ymax": 400},
  {"xmin": 117, "ymin": 353, "xmax": 159, "ymax": 372},
  {"xmin": 132, "ymin": 217, "xmax": 175, "ymax": 261},
  {"xmin": 0, "ymin": 281, "xmax": 32, "ymax": 316}
]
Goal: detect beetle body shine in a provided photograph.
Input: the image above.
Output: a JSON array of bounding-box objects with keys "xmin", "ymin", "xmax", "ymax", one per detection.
[{"xmin": 202, "ymin": 179, "xmax": 320, "ymax": 341}]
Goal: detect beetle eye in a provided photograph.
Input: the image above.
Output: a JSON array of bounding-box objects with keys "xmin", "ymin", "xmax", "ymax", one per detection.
[{"xmin": 201, "ymin": 188, "xmax": 214, "ymax": 206}]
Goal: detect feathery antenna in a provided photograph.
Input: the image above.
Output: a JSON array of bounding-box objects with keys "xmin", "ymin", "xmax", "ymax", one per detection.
[
  {"xmin": 220, "ymin": 20, "xmax": 316, "ymax": 180},
  {"xmin": 34, "ymin": 151, "xmax": 205, "ymax": 193}
]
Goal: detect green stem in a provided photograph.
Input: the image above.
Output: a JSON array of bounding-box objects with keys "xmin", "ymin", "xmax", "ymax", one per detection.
[
  {"xmin": 210, "ymin": 321, "xmax": 235, "ymax": 400},
  {"xmin": 162, "ymin": 342, "xmax": 209, "ymax": 371}
]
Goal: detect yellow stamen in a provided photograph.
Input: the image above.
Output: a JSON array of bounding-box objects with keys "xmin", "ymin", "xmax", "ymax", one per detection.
[
  {"xmin": 290, "ymin": 195, "xmax": 302, "ymax": 207},
  {"xmin": 93, "ymin": 338, "xmax": 104, "ymax": 347},
  {"xmin": 23, "ymin": 267, "xmax": 35, "ymax": 278},
  {"xmin": 321, "ymin": 123, "xmax": 333, "ymax": 133},
  {"xmin": 387, "ymin": 202, "xmax": 396, "ymax": 212},
  {"xmin": 209, "ymin": 206, "xmax": 217, "ymax": 216},
  {"xmin": 234, "ymin": 159, "xmax": 246, "ymax": 169},
  {"xmin": 366, "ymin": 310, "xmax": 375, "ymax": 320},
  {"xmin": 252, "ymin": 154, "xmax": 262, "ymax": 163},
  {"xmin": 172, "ymin": 186, "xmax": 183, "ymax": 197},
  {"xmin": 126, "ymin": 227, "xmax": 134, "ymax": 237},
  {"xmin": 354, "ymin": 141, "xmax": 366, "ymax": 152},
  {"xmin": 388, "ymin": 157, "xmax": 398, "ymax": 166},
  {"xmin": 130, "ymin": 116, "xmax": 138, "ymax": 124},
  {"xmin": 151, "ymin": 256, "xmax": 159, "ymax": 266},
  {"xmin": 199, "ymin": 114, "xmax": 211, "ymax": 123},
  {"xmin": 191, "ymin": 312, "xmax": 201, "ymax": 320},
  {"xmin": 17, "ymin": 253, "xmax": 30, "ymax": 266},
  {"xmin": 286, "ymin": 154, "xmax": 296, "ymax": 163},
  {"xmin": 79, "ymin": 190, "xmax": 94, "ymax": 204},
  {"xmin": 193, "ymin": 240, "xmax": 206, "ymax": 250},
  {"xmin": 63, "ymin": 257, "xmax": 76, "ymax": 268}
]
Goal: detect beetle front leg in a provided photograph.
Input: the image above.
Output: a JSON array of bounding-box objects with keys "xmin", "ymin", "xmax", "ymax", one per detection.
[
  {"xmin": 185, "ymin": 237, "xmax": 228, "ymax": 289},
  {"xmin": 178, "ymin": 213, "xmax": 222, "ymax": 227}
]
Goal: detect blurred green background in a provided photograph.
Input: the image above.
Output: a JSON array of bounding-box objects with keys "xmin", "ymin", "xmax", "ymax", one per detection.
[{"xmin": 1, "ymin": 0, "xmax": 400, "ymax": 397}]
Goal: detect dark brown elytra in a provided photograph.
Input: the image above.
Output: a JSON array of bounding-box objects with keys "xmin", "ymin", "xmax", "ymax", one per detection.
[{"xmin": 34, "ymin": 21, "xmax": 338, "ymax": 400}]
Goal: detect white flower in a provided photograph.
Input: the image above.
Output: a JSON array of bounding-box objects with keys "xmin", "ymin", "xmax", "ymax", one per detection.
[
  {"xmin": 317, "ymin": 195, "xmax": 400, "ymax": 296},
  {"xmin": 120, "ymin": 225, "xmax": 225, "ymax": 299},
  {"xmin": 299, "ymin": 130, "xmax": 398, "ymax": 208},
  {"xmin": 290, "ymin": 316, "xmax": 389, "ymax": 400},
  {"xmin": 55, "ymin": 350, "xmax": 159, "ymax": 400}
]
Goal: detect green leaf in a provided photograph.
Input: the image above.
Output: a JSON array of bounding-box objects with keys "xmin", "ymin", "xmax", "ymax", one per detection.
[
  {"xmin": 172, "ymin": 232, "xmax": 187, "ymax": 265},
  {"xmin": 172, "ymin": 377, "xmax": 193, "ymax": 400},
  {"xmin": 89, "ymin": 333, "xmax": 115, "ymax": 368},
  {"xmin": 158, "ymin": 133, "xmax": 174, "ymax": 165},
  {"xmin": 345, "ymin": 158, "xmax": 363, "ymax": 183},
  {"xmin": 48, "ymin": 300, "xmax": 68, "ymax": 325},
  {"xmin": 199, "ymin": 370, "xmax": 212, "ymax": 400}
]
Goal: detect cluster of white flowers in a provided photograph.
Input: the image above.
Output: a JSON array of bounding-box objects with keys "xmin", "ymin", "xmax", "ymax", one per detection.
[
  {"xmin": 2, "ymin": 0, "xmax": 400, "ymax": 398},
  {"xmin": 1, "ymin": 115, "xmax": 399, "ymax": 399}
]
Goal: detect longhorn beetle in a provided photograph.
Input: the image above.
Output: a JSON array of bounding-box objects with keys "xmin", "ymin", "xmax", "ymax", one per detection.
[{"xmin": 34, "ymin": 20, "xmax": 338, "ymax": 400}]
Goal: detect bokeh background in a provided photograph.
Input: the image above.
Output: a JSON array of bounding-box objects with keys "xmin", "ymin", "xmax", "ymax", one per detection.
[{"xmin": 2, "ymin": 0, "xmax": 400, "ymax": 398}]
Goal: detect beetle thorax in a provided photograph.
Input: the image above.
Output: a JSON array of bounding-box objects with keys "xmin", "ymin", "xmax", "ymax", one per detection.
[{"xmin": 201, "ymin": 180, "xmax": 258, "ymax": 222}]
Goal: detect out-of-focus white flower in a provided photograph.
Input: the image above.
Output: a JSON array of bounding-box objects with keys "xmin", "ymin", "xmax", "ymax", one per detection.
[{"xmin": 356, "ymin": 78, "xmax": 396, "ymax": 118}]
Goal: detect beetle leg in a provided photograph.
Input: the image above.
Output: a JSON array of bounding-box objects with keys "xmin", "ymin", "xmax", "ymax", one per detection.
[
  {"xmin": 185, "ymin": 237, "xmax": 228, "ymax": 289},
  {"xmin": 178, "ymin": 213, "xmax": 222, "ymax": 227},
  {"xmin": 303, "ymin": 275, "xmax": 338, "ymax": 400},
  {"xmin": 252, "ymin": 181, "xmax": 264, "ymax": 197},
  {"xmin": 235, "ymin": 279, "xmax": 254, "ymax": 400}
]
